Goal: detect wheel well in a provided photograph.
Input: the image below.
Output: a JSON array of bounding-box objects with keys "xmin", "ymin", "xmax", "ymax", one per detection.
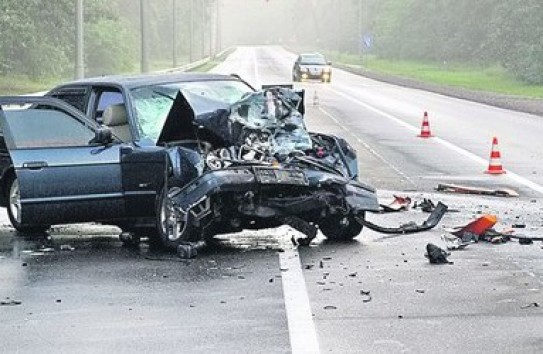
[{"xmin": 0, "ymin": 168, "xmax": 15, "ymax": 208}]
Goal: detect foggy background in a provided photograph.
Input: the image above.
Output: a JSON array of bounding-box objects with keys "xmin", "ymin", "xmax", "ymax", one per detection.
[{"xmin": 0, "ymin": 0, "xmax": 542, "ymax": 85}]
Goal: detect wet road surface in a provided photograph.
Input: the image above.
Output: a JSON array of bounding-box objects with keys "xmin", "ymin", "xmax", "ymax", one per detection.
[{"xmin": 1, "ymin": 46, "xmax": 543, "ymax": 353}]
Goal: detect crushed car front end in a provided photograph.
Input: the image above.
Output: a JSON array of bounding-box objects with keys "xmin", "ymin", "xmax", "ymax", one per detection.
[{"xmin": 137, "ymin": 82, "xmax": 446, "ymax": 250}]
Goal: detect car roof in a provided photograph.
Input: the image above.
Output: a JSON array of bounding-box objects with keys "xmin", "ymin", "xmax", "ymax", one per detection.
[
  {"xmin": 300, "ymin": 53, "xmax": 325, "ymax": 58},
  {"xmin": 59, "ymin": 72, "xmax": 244, "ymax": 90}
]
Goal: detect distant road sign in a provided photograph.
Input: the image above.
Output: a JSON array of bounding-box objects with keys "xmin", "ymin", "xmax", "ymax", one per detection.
[{"xmin": 362, "ymin": 34, "xmax": 373, "ymax": 49}]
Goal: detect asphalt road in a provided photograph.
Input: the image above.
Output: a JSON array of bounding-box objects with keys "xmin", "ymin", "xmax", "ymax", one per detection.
[{"xmin": 1, "ymin": 46, "xmax": 542, "ymax": 354}]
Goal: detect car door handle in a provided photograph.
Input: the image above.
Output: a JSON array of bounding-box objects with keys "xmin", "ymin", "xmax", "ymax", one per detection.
[{"xmin": 22, "ymin": 161, "xmax": 48, "ymax": 170}]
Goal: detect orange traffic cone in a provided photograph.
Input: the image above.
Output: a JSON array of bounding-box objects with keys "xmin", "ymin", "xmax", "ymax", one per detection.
[
  {"xmin": 485, "ymin": 137, "xmax": 506, "ymax": 175},
  {"xmin": 418, "ymin": 112, "xmax": 432, "ymax": 138}
]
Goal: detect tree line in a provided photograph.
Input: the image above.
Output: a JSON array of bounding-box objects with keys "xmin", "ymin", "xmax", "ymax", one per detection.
[
  {"xmin": 0, "ymin": 0, "xmax": 211, "ymax": 80},
  {"xmin": 290, "ymin": 0, "xmax": 543, "ymax": 84}
]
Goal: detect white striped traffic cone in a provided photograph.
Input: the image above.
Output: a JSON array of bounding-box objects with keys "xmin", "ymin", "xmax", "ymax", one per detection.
[
  {"xmin": 418, "ymin": 112, "xmax": 433, "ymax": 138},
  {"xmin": 313, "ymin": 90, "xmax": 319, "ymax": 107},
  {"xmin": 485, "ymin": 137, "xmax": 506, "ymax": 175}
]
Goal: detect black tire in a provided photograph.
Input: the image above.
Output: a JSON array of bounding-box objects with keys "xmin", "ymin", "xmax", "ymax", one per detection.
[
  {"xmin": 6, "ymin": 175, "xmax": 49, "ymax": 234},
  {"xmin": 319, "ymin": 215, "xmax": 363, "ymax": 241},
  {"xmin": 155, "ymin": 186, "xmax": 200, "ymax": 250}
]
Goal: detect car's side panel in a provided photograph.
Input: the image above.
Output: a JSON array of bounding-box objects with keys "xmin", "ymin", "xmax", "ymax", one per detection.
[
  {"xmin": 0, "ymin": 98, "xmax": 127, "ymax": 226},
  {"xmin": 10, "ymin": 146, "xmax": 126, "ymax": 225},
  {"xmin": 121, "ymin": 145, "xmax": 166, "ymax": 217}
]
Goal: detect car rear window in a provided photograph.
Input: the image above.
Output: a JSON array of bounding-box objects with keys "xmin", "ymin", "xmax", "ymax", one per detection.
[{"xmin": 300, "ymin": 55, "xmax": 327, "ymax": 65}]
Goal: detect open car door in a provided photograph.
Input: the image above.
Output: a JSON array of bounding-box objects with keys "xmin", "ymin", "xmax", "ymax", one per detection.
[{"xmin": 0, "ymin": 96, "xmax": 126, "ymax": 229}]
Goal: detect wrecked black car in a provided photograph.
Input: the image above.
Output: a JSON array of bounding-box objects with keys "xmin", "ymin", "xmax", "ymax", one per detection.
[{"xmin": 0, "ymin": 73, "xmax": 445, "ymax": 250}]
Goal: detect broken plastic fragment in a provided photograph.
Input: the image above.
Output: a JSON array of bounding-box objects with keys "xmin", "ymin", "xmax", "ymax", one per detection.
[
  {"xmin": 425, "ymin": 243, "xmax": 452, "ymax": 264},
  {"xmin": 380, "ymin": 195, "xmax": 411, "ymax": 213},
  {"xmin": 452, "ymin": 214, "xmax": 497, "ymax": 241}
]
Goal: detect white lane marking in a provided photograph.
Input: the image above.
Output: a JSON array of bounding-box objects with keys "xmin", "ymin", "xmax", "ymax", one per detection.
[
  {"xmin": 279, "ymin": 247, "xmax": 320, "ymax": 354},
  {"xmin": 326, "ymin": 86, "xmax": 543, "ymax": 196},
  {"xmin": 318, "ymin": 106, "xmax": 416, "ymax": 187}
]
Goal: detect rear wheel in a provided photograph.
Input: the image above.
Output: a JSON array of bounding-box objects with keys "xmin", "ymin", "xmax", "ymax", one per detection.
[
  {"xmin": 319, "ymin": 214, "xmax": 363, "ymax": 241},
  {"xmin": 6, "ymin": 175, "xmax": 49, "ymax": 234},
  {"xmin": 156, "ymin": 186, "xmax": 200, "ymax": 250}
]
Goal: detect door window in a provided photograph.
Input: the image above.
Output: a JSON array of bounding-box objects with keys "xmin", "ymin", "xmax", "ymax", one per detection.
[{"xmin": 3, "ymin": 108, "xmax": 94, "ymax": 149}]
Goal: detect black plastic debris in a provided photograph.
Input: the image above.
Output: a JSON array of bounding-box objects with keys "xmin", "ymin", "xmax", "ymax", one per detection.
[
  {"xmin": 520, "ymin": 302, "xmax": 539, "ymax": 309},
  {"xmin": 177, "ymin": 241, "xmax": 206, "ymax": 259},
  {"xmin": 360, "ymin": 290, "xmax": 372, "ymax": 303},
  {"xmin": 414, "ymin": 198, "xmax": 436, "ymax": 213},
  {"xmin": 518, "ymin": 238, "xmax": 534, "ymax": 245},
  {"xmin": 426, "ymin": 243, "xmax": 453, "ymax": 264},
  {"xmin": 324, "ymin": 305, "xmax": 337, "ymax": 310},
  {"xmin": 1, "ymin": 299, "xmax": 22, "ymax": 306}
]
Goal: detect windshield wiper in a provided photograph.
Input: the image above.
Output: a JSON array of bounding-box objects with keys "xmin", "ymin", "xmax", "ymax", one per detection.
[{"xmin": 152, "ymin": 90, "xmax": 175, "ymax": 101}]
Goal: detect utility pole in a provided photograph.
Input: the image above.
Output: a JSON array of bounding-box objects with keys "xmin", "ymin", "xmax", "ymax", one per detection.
[
  {"xmin": 140, "ymin": 0, "xmax": 150, "ymax": 73},
  {"xmin": 75, "ymin": 0, "xmax": 84, "ymax": 79},
  {"xmin": 189, "ymin": 0, "xmax": 194, "ymax": 62},
  {"xmin": 215, "ymin": 0, "xmax": 221, "ymax": 55},
  {"xmin": 173, "ymin": 0, "xmax": 178, "ymax": 67},
  {"xmin": 358, "ymin": 0, "xmax": 362, "ymax": 64},
  {"xmin": 208, "ymin": 1, "xmax": 213, "ymax": 58},
  {"xmin": 201, "ymin": 0, "xmax": 205, "ymax": 59}
]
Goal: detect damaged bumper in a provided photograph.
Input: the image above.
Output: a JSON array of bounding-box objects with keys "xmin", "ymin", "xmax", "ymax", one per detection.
[
  {"xmin": 170, "ymin": 167, "xmax": 380, "ymax": 217},
  {"xmin": 357, "ymin": 202, "xmax": 448, "ymax": 234}
]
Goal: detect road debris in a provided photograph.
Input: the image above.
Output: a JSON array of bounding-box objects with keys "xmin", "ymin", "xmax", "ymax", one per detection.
[
  {"xmin": 520, "ymin": 302, "xmax": 539, "ymax": 309},
  {"xmin": 380, "ymin": 195, "xmax": 411, "ymax": 213},
  {"xmin": 413, "ymin": 198, "xmax": 436, "ymax": 213},
  {"xmin": 425, "ymin": 243, "xmax": 453, "ymax": 264},
  {"xmin": 451, "ymin": 214, "xmax": 497, "ymax": 242},
  {"xmin": 360, "ymin": 290, "xmax": 372, "ymax": 303},
  {"xmin": 441, "ymin": 234, "xmax": 470, "ymax": 250},
  {"xmin": 324, "ymin": 305, "xmax": 337, "ymax": 310},
  {"xmin": 60, "ymin": 244, "xmax": 75, "ymax": 251},
  {"xmin": 358, "ymin": 202, "xmax": 448, "ymax": 234},
  {"xmin": 436, "ymin": 183, "xmax": 519, "ymax": 197},
  {"xmin": 518, "ymin": 238, "xmax": 534, "ymax": 245},
  {"xmin": 177, "ymin": 241, "xmax": 206, "ymax": 259},
  {"xmin": 1, "ymin": 298, "xmax": 22, "ymax": 306}
]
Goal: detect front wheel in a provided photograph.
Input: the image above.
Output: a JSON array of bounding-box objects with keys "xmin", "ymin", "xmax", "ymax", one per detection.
[
  {"xmin": 319, "ymin": 215, "xmax": 363, "ymax": 241},
  {"xmin": 6, "ymin": 175, "xmax": 49, "ymax": 234},
  {"xmin": 156, "ymin": 187, "xmax": 200, "ymax": 249}
]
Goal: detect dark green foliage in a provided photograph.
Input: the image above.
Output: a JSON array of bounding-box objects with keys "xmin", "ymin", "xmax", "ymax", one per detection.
[
  {"xmin": 370, "ymin": 0, "xmax": 543, "ymax": 84},
  {"xmin": 0, "ymin": 0, "xmax": 137, "ymax": 79}
]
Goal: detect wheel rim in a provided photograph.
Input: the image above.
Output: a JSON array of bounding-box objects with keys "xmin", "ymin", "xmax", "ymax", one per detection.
[
  {"xmin": 9, "ymin": 179, "xmax": 21, "ymax": 224},
  {"xmin": 159, "ymin": 190, "xmax": 187, "ymax": 242}
]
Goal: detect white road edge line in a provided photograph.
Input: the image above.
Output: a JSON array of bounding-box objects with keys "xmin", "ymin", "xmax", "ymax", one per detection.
[
  {"xmin": 279, "ymin": 247, "xmax": 321, "ymax": 354},
  {"xmin": 326, "ymin": 86, "xmax": 543, "ymax": 196}
]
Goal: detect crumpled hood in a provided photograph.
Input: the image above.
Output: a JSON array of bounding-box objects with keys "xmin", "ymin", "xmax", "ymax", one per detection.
[
  {"xmin": 157, "ymin": 88, "xmax": 308, "ymax": 153},
  {"xmin": 157, "ymin": 90, "xmax": 231, "ymax": 146}
]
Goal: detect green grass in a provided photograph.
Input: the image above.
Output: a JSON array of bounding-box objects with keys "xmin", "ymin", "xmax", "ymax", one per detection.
[
  {"xmin": 325, "ymin": 51, "xmax": 543, "ymax": 99},
  {"xmin": 0, "ymin": 75, "xmax": 62, "ymax": 95}
]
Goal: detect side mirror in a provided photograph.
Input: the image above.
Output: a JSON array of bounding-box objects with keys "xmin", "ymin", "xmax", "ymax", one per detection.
[{"xmin": 91, "ymin": 126, "xmax": 113, "ymax": 145}]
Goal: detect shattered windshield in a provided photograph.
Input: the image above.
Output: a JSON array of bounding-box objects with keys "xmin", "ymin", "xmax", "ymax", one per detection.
[
  {"xmin": 130, "ymin": 80, "xmax": 253, "ymax": 141},
  {"xmin": 228, "ymin": 89, "xmax": 312, "ymax": 155}
]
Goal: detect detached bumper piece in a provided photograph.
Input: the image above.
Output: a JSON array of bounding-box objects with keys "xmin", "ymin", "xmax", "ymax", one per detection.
[{"xmin": 357, "ymin": 202, "xmax": 448, "ymax": 235}]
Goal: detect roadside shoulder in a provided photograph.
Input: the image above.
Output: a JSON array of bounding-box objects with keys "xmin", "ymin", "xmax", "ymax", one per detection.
[{"xmin": 336, "ymin": 63, "xmax": 543, "ymax": 117}]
